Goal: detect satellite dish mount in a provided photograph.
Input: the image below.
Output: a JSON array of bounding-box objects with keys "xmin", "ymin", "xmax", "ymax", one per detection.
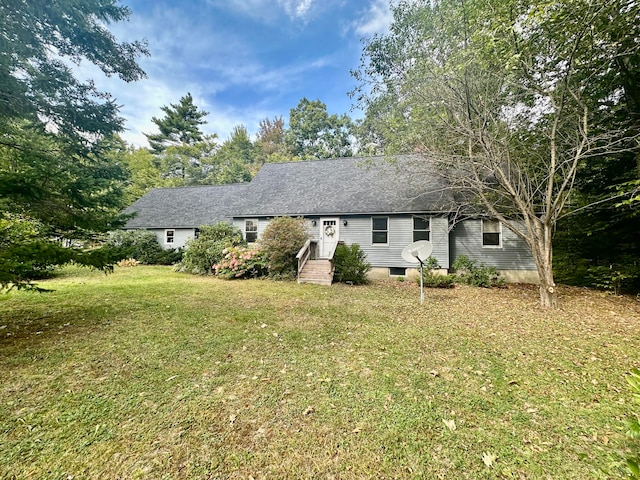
[{"xmin": 401, "ymin": 240, "xmax": 433, "ymax": 304}]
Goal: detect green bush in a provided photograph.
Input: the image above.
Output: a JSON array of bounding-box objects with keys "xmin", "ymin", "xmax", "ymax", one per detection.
[
  {"xmin": 333, "ymin": 243, "xmax": 371, "ymax": 285},
  {"xmin": 0, "ymin": 214, "xmax": 57, "ymax": 285},
  {"xmin": 105, "ymin": 229, "xmax": 181, "ymax": 265},
  {"xmin": 452, "ymin": 255, "xmax": 505, "ymax": 288},
  {"xmin": 260, "ymin": 217, "xmax": 309, "ymax": 278},
  {"xmin": 213, "ymin": 246, "xmax": 268, "ymax": 279},
  {"xmin": 587, "ymin": 265, "xmax": 640, "ymax": 295},
  {"xmin": 418, "ymin": 257, "xmax": 455, "ymax": 288},
  {"xmin": 177, "ymin": 223, "xmax": 244, "ymax": 275},
  {"xmin": 626, "ymin": 368, "xmax": 640, "ymax": 479}
]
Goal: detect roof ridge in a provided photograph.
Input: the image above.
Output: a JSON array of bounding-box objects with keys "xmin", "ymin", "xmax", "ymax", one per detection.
[
  {"xmin": 260, "ymin": 155, "xmax": 391, "ymax": 167},
  {"xmin": 149, "ymin": 183, "xmax": 249, "ymax": 192}
]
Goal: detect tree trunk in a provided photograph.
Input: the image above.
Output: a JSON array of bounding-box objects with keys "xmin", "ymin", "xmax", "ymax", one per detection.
[
  {"xmin": 531, "ymin": 220, "xmax": 558, "ymax": 308},
  {"xmin": 538, "ymin": 263, "xmax": 558, "ymax": 308}
]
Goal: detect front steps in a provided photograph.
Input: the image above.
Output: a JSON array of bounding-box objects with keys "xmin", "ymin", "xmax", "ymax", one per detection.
[{"xmin": 298, "ymin": 259, "xmax": 334, "ymax": 286}]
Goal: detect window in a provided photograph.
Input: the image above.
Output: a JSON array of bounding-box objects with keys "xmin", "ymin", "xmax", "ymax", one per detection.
[
  {"xmin": 482, "ymin": 219, "xmax": 501, "ymax": 247},
  {"xmin": 413, "ymin": 216, "xmax": 430, "ymax": 242},
  {"xmin": 165, "ymin": 229, "xmax": 175, "ymax": 244},
  {"xmin": 389, "ymin": 267, "xmax": 406, "ymax": 276},
  {"xmin": 245, "ymin": 219, "xmax": 258, "ymax": 243},
  {"xmin": 372, "ymin": 216, "xmax": 388, "ymax": 244},
  {"xmin": 194, "ymin": 228, "xmax": 200, "ymax": 239}
]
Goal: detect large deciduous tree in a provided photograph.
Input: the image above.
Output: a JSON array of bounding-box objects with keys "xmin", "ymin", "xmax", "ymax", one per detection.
[
  {"xmin": 354, "ymin": 0, "xmax": 640, "ymax": 307},
  {"xmin": 255, "ymin": 116, "xmax": 292, "ymax": 165},
  {"xmin": 287, "ymin": 98, "xmax": 354, "ymax": 160},
  {"xmin": 210, "ymin": 126, "xmax": 255, "ymax": 183}
]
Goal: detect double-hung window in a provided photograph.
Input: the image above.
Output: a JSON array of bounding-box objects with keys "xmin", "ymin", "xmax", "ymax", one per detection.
[
  {"xmin": 165, "ymin": 229, "xmax": 175, "ymax": 245},
  {"xmin": 482, "ymin": 219, "xmax": 501, "ymax": 247},
  {"xmin": 413, "ymin": 216, "xmax": 430, "ymax": 242},
  {"xmin": 245, "ymin": 219, "xmax": 258, "ymax": 243},
  {"xmin": 372, "ymin": 216, "xmax": 388, "ymax": 244}
]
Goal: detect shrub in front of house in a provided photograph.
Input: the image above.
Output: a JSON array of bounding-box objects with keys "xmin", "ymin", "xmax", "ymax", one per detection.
[
  {"xmin": 177, "ymin": 222, "xmax": 244, "ymax": 275},
  {"xmin": 333, "ymin": 243, "xmax": 371, "ymax": 285},
  {"xmin": 452, "ymin": 255, "xmax": 505, "ymax": 288},
  {"xmin": 259, "ymin": 216, "xmax": 309, "ymax": 278},
  {"xmin": 418, "ymin": 257, "xmax": 455, "ymax": 288},
  {"xmin": 105, "ymin": 229, "xmax": 181, "ymax": 265},
  {"xmin": 213, "ymin": 246, "xmax": 268, "ymax": 279}
]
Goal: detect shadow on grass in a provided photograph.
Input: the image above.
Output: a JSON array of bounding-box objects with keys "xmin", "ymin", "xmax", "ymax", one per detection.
[{"xmin": 0, "ymin": 300, "xmax": 122, "ymax": 348}]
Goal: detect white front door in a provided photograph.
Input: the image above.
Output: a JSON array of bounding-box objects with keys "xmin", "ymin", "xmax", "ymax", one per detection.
[{"xmin": 320, "ymin": 218, "xmax": 339, "ymax": 258}]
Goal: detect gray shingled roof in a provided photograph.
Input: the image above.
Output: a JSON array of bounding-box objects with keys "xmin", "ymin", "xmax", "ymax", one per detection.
[
  {"xmin": 124, "ymin": 183, "xmax": 248, "ymax": 229},
  {"xmin": 235, "ymin": 155, "xmax": 455, "ymax": 216},
  {"xmin": 124, "ymin": 156, "xmax": 455, "ymax": 227}
]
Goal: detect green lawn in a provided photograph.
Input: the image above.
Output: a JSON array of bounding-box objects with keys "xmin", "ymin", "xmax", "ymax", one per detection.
[{"xmin": 0, "ymin": 266, "xmax": 638, "ymax": 479}]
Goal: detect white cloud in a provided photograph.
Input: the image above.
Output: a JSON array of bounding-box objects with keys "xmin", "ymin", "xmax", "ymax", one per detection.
[
  {"xmin": 352, "ymin": 0, "xmax": 394, "ymax": 36},
  {"xmin": 288, "ymin": 0, "xmax": 313, "ymax": 18},
  {"xmin": 206, "ymin": 0, "xmax": 317, "ymax": 22},
  {"xmin": 68, "ymin": 0, "xmax": 359, "ymax": 147}
]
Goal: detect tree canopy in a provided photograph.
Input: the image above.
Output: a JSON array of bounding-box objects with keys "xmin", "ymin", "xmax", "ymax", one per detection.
[
  {"xmin": 0, "ymin": 0, "xmax": 147, "ymax": 289},
  {"xmin": 144, "ymin": 93, "xmax": 208, "ymax": 154},
  {"xmin": 286, "ymin": 98, "xmax": 355, "ymax": 160},
  {"xmin": 0, "ymin": 0, "xmax": 148, "ymax": 142},
  {"xmin": 353, "ymin": 0, "xmax": 640, "ymax": 306}
]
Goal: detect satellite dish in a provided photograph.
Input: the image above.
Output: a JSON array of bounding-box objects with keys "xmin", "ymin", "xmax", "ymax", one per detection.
[
  {"xmin": 401, "ymin": 240, "xmax": 433, "ymax": 264},
  {"xmin": 401, "ymin": 240, "xmax": 433, "ymax": 305}
]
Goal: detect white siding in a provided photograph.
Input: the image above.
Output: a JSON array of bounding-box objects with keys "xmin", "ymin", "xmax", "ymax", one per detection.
[
  {"xmin": 146, "ymin": 228, "xmax": 196, "ymax": 249},
  {"xmin": 233, "ymin": 218, "xmax": 270, "ymax": 242}
]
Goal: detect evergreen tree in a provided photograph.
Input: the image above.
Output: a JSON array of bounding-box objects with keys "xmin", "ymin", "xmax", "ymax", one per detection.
[
  {"xmin": 0, "ymin": 0, "xmax": 146, "ymax": 288},
  {"xmin": 144, "ymin": 93, "xmax": 209, "ymax": 154}
]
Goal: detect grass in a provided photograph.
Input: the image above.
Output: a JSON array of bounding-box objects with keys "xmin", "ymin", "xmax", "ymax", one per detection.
[{"xmin": 0, "ymin": 266, "xmax": 639, "ymax": 479}]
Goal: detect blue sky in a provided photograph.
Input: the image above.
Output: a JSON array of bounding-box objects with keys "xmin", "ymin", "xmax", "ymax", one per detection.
[{"xmin": 87, "ymin": 0, "xmax": 393, "ymax": 147}]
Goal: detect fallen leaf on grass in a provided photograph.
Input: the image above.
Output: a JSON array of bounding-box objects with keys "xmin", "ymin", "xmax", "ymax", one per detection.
[
  {"xmin": 303, "ymin": 406, "xmax": 315, "ymax": 416},
  {"xmin": 482, "ymin": 451, "xmax": 497, "ymax": 467},
  {"xmin": 443, "ymin": 419, "xmax": 456, "ymax": 431}
]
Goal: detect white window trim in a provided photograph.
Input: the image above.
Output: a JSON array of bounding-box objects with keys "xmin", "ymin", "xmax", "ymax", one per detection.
[
  {"xmin": 481, "ymin": 219, "xmax": 502, "ymax": 248},
  {"xmin": 412, "ymin": 215, "xmax": 431, "ymax": 242},
  {"xmin": 371, "ymin": 216, "xmax": 389, "ymax": 246},
  {"xmin": 164, "ymin": 229, "xmax": 175, "ymax": 245},
  {"xmin": 245, "ymin": 219, "xmax": 258, "ymax": 243}
]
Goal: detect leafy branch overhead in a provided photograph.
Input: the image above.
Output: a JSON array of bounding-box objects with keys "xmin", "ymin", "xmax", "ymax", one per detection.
[
  {"xmin": 353, "ymin": 0, "xmax": 640, "ymax": 306},
  {"xmin": 0, "ymin": 0, "xmax": 148, "ymax": 141},
  {"xmin": 0, "ymin": 0, "xmax": 148, "ymax": 288}
]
